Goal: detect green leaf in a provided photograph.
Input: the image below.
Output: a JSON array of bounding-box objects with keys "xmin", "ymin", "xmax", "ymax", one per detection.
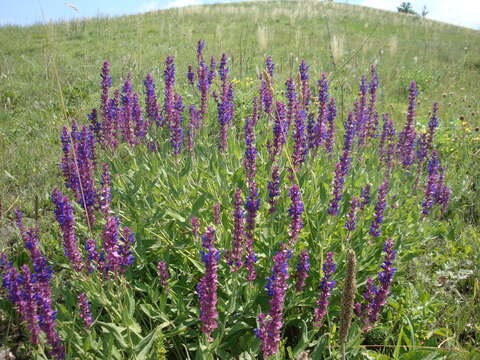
[
  {"xmin": 165, "ymin": 209, "xmax": 186, "ymax": 222},
  {"xmin": 393, "ymin": 326, "xmax": 404, "ymax": 359},
  {"xmin": 133, "ymin": 328, "xmax": 158, "ymax": 360},
  {"xmin": 292, "ymin": 320, "xmax": 309, "ymax": 356},
  {"xmin": 98, "ymin": 322, "xmax": 129, "ymax": 349}
]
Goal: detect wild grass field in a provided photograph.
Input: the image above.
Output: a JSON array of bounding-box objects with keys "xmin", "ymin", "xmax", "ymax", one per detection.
[{"xmin": 0, "ymin": 1, "xmax": 479, "ymax": 359}]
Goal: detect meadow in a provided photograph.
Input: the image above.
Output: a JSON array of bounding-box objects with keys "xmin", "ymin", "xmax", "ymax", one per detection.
[{"xmin": 0, "ymin": 1, "xmax": 479, "ymax": 359}]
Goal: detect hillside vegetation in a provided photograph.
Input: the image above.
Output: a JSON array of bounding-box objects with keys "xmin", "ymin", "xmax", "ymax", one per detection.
[{"xmin": 1, "ymin": 0, "xmax": 479, "ymax": 210}]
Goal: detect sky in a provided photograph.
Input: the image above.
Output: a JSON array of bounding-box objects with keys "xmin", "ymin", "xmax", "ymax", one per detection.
[{"xmin": 0, "ymin": 0, "xmax": 479, "ymax": 29}]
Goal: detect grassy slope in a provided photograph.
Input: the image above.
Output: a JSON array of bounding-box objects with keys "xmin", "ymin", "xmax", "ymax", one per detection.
[{"xmin": 0, "ymin": 0, "xmax": 479, "ymax": 219}]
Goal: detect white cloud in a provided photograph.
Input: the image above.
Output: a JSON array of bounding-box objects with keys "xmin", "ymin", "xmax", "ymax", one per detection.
[
  {"xmin": 137, "ymin": 0, "xmax": 202, "ymax": 12},
  {"xmin": 166, "ymin": 0, "xmax": 202, "ymax": 8},
  {"xmin": 359, "ymin": 0, "xmax": 480, "ymax": 29},
  {"xmin": 137, "ymin": 1, "xmax": 162, "ymax": 13},
  {"xmin": 427, "ymin": 0, "xmax": 480, "ymax": 29}
]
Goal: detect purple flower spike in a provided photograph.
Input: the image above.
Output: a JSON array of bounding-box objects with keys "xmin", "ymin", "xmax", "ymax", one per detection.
[
  {"xmin": 15, "ymin": 209, "xmax": 52, "ymax": 284},
  {"xmin": 359, "ymin": 184, "xmax": 371, "ymax": 210},
  {"xmin": 187, "ymin": 64, "xmax": 195, "ymax": 86},
  {"xmin": 366, "ymin": 64, "xmax": 379, "ymax": 139},
  {"xmin": 427, "ymin": 103, "xmax": 439, "ymax": 149},
  {"xmin": 378, "ymin": 113, "xmax": 396, "ymax": 160},
  {"xmin": 51, "ymin": 189, "xmax": 84, "ymax": 272},
  {"xmin": 100, "ymin": 60, "xmax": 111, "ymax": 121},
  {"xmin": 196, "ymin": 40, "xmax": 205, "ymax": 61},
  {"xmin": 197, "ymin": 227, "xmax": 219, "ymax": 341},
  {"xmin": 217, "ymin": 79, "xmax": 234, "ymax": 152},
  {"xmin": 299, "ymin": 60, "xmax": 311, "ymax": 107},
  {"xmin": 355, "ymin": 74, "xmax": 369, "ymax": 146},
  {"xmin": 345, "ymin": 197, "xmax": 359, "ymax": 231},
  {"xmin": 295, "ymin": 249, "xmax": 310, "ymax": 292},
  {"xmin": 328, "ymin": 112, "xmax": 356, "ymax": 216},
  {"xmin": 100, "ymin": 163, "xmax": 112, "ymax": 216},
  {"xmin": 60, "ymin": 123, "xmax": 97, "ymax": 227},
  {"xmin": 78, "ymin": 293, "xmax": 93, "ymax": 328},
  {"xmin": 260, "ymin": 79, "xmax": 273, "ymax": 114},
  {"xmin": 285, "ymin": 78, "xmax": 297, "ymax": 131},
  {"xmin": 265, "ymin": 56, "xmax": 275, "ymax": 78},
  {"xmin": 267, "ymin": 165, "xmax": 281, "ymax": 213},
  {"xmin": 291, "ymin": 107, "xmax": 307, "ymax": 174},
  {"xmin": 208, "ymin": 55, "xmax": 216, "ymax": 85},
  {"xmin": 119, "ymin": 227, "xmax": 135, "ymax": 271},
  {"xmin": 157, "ymin": 261, "xmax": 170, "ymax": 288},
  {"xmin": 101, "ymin": 216, "xmax": 121, "ymax": 277},
  {"xmin": 369, "ymin": 179, "xmax": 390, "ymax": 237},
  {"xmin": 20, "ymin": 265, "xmax": 41, "ymax": 344},
  {"xmin": 314, "ymin": 252, "xmax": 336, "ymax": 326},
  {"xmin": 163, "ymin": 56, "xmax": 175, "ymax": 129},
  {"xmin": 288, "ymin": 184, "xmax": 304, "ymax": 245},
  {"xmin": 218, "ymin": 53, "xmax": 229, "ymax": 82},
  {"xmin": 88, "ymin": 108, "xmax": 101, "ymax": 143},
  {"xmin": 255, "ymin": 246, "xmax": 291, "ymax": 357},
  {"xmin": 397, "ymin": 81, "xmax": 418, "ymax": 167},
  {"xmin": 119, "ymin": 74, "xmax": 135, "ymax": 146},
  {"xmin": 170, "ymin": 93, "xmax": 184, "ymax": 155},
  {"xmin": 325, "ymin": 98, "xmax": 336, "ymax": 153},
  {"xmin": 197, "ymin": 59, "xmax": 210, "ymax": 122},
  {"xmin": 144, "ymin": 73, "xmax": 160, "ymax": 127},
  {"xmin": 355, "ymin": 239, "xmax": 396, "ymax": 331},
  {"xmin": 85, "ymin": 238, "xmax": 98, "ymax": 273},
  {"xmin": 268, "ymin": 102, "xmax": 287, "ymax": 161},
  {"xmin": 316, "ymin": 73, "xmax": 329, "ymax": 147}
]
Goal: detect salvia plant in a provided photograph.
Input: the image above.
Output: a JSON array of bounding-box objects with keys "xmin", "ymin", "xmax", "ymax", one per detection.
[{"xmin": 0, "ymin": 41, "xmax": 454, "ymax": 359}]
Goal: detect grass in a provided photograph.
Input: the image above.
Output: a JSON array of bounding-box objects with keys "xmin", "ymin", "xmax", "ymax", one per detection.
[{"xmin": 0, "ymin": 1, "xmax": 479, "ymax": 358}]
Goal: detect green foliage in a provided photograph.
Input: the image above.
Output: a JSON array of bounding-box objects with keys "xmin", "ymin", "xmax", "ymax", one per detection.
[{"xmin": 397, "ymin": 2, "xmax": 417, "ymax": 15}]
